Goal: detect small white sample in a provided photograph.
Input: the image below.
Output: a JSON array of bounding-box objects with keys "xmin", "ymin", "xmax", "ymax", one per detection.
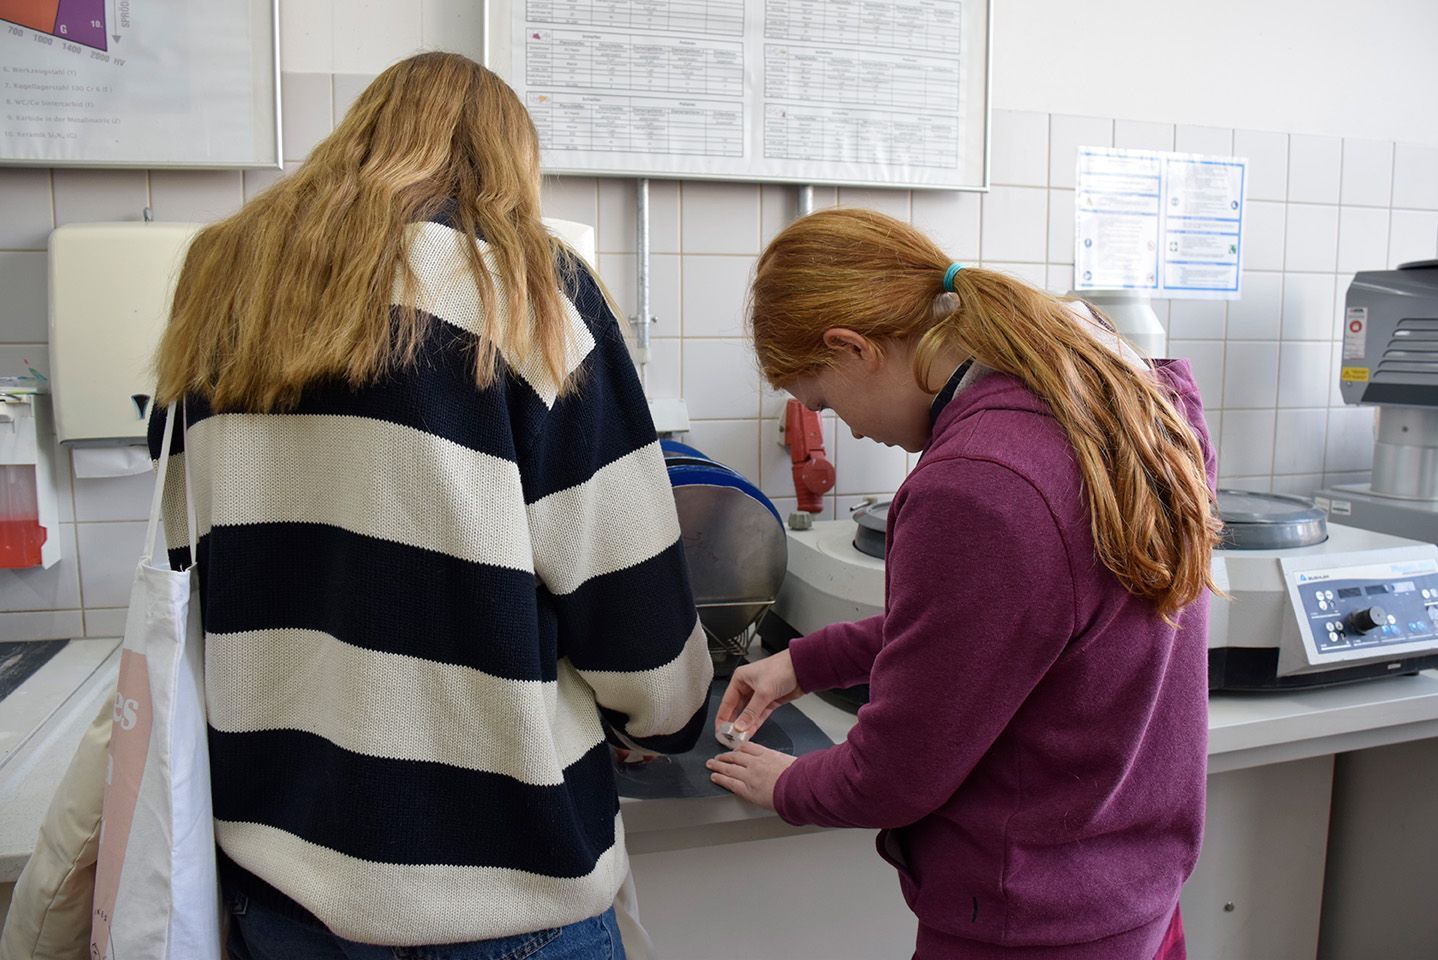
[{"xmin": 716, "ymin": 722, "xmax": 750, "ymax": 749}]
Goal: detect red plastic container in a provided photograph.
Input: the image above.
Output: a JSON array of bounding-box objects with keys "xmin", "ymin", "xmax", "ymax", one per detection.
[{"xmin": 0, "ymin": 465, "xmax": 47, "ymax": 568}]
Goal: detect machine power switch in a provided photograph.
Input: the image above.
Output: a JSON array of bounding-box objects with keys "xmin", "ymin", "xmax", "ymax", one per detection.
[{"xmin": 1347, "ymin": 606, "xmax": 1388, "ymax": 634}]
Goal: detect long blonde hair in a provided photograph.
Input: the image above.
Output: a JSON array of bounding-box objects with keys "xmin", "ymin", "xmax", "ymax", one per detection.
[
  {"xmin": 749, "ymin": 208, "xmax": 1221, "ymax": 621},
  {"xmin": 155, "ymin": 52, "xmax": 572, "ymax": 410}
]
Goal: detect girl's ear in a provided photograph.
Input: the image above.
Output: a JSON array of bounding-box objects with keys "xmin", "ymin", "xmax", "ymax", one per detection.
[{"xmin": 822, "ymin": 328, "xmax": 882, "ymax": 368}]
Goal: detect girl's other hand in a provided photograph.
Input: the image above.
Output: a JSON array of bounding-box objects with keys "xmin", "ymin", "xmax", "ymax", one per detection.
[{"xmin": 706, "ymin": 742, "xmax": 798, "ymax": 810}]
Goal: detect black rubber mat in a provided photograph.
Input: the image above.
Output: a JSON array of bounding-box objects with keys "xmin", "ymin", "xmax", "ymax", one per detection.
[
  {"xmin": 614, "ymin": 677, "xmax": 834, "ymax": 800},
  {"xmin": 0, "ymin": 639, "xmax": 69, "ymax": 702}
]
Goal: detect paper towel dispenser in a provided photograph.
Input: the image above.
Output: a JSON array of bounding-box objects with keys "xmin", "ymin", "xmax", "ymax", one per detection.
[
  {"xmin": 46, "ymin": 218, "xmax": 596, "ymax": 448},
  {"xmin": 48, "ymin": 222, "xmax": 201, "ymax": 446}
]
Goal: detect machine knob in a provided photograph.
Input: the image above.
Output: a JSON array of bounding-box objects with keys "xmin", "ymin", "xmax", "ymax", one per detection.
[{"xmin": 1346, "ymin": 606, "xmax": 1387, "ymax": 634}]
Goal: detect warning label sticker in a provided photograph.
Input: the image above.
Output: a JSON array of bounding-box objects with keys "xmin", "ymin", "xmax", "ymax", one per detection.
[{"xmin": 1343, "ymin": 306, "xmax": 1368, "ymax": 360}]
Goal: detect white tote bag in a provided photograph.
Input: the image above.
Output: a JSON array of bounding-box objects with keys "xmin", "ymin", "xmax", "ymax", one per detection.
[{"xmin": 90, "ymin": 401, "xmax": 222, "ymax": 960}]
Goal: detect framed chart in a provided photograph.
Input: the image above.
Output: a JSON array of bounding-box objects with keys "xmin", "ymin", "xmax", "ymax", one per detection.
[
  {"xmin": 0, "ymin": 0, "xmax": 281, "ymax": 168},
  {"xmin": 487, "ymin": 0, "xmax": 992, "ymax": 191}
]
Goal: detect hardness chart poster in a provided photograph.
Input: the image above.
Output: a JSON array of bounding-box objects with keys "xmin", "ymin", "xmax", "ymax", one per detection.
[
  {"xmin": 497, "ymin": 0, "xmax": 991, "ymax": 190},
  {"xmin": 0, "ymin": 0, "xmax": 279, "ymax": 167}
]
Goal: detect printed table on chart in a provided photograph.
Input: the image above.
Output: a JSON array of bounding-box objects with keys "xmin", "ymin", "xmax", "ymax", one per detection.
[
  {"xmin": 764, "ymin": 0, "xmax": 962, "ymax": 54},
  {"xmin": 763, "ymin": 103, "xmax": 957, "ymax": 167},
  {"xmin": 526, "ymin": 0, "xmax": 744, "ymax": 36},
  {"xmin": 528, "ymin": 93, "xmax": 743, "ymax": 158},
  {"xmin": 764, "ymin": 45, "xmax": 958, "ymax": 111},
  {"xmin": 527, "ymin": 29, "xmax": 743, "ymax": 98}
]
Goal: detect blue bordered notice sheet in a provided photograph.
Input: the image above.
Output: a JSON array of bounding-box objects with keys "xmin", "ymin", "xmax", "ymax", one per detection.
[{"xmin": 1075, "ymin": 148, "xmax": 1247, "ymax": 300}]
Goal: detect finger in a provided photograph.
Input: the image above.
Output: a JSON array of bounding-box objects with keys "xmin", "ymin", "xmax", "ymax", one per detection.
[
  {"xmin": 710, "ymin": 771, "xmax": 747, "ymax": 797},
  {"xmin": 709, "ymin": 752, "xmax": 749, "ymax": 769},
  {"xmin": 733, "ymin": 694, "xmax": 776, "ymax": 734},
  {"xmin": 714, "ymin": 678, "xmax": 753, "ymax": 727},
  {"xmin": 738, "ymin": 741, "xmax": 769, "ymax": 757},
  {"xmin": 754, "ymin": 702, "xmax": 782, "ymax": 728}
]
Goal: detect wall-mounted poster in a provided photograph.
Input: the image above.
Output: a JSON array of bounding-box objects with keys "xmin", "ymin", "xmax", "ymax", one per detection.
[
  {"xmin": 488, "ymin": 0, "xmax": 993, "ymax": 191},
  {"xmin": 0, "ymin": 0, "xmax": 280, "ymax": 168}
]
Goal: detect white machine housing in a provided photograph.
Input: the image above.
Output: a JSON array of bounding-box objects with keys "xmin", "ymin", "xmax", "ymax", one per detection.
[
  {"xmin": 1211, "ymin": 523, "xmax": 1438, "ymax": 680},
  {"xmin": 773, "ymin": 519, "xmax": 1438, "ymax": 690}
]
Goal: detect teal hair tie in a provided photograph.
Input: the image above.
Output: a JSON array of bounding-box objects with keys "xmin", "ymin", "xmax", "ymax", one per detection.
[{"xmin": 942, "ymin": 262, "xmax": 963, "ymax": 292}]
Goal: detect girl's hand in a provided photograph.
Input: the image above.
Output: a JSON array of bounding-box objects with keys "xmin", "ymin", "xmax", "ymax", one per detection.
[
  {"xmin": 706, "ymin": 742, "xmax": 798, "ymax": 810},
  {"xmin": 714, "ymin": 650, "xmax": 804, "ymax": 744}
]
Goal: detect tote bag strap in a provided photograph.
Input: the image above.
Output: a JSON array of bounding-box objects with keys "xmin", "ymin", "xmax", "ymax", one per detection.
[{"xmin": 143, "ymin": 400, "xmax": 199, "ymax": 565}]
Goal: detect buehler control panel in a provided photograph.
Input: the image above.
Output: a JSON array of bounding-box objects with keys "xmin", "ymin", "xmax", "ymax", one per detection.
[{"xmin": 1292, "ymin": 559, "xmax": 1438, "ymax": 662}]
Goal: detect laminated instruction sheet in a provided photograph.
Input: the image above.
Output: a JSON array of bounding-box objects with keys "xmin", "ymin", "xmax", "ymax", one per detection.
[
  {"xmin": 0, "ymin": 0, "xmax": 279, "ymax": 166},
  {"xmin": 505, "ymin": 0, "xmax": 988, "ymax": 189},
  {"xmin": 1075, "ymin": 147, "xmax": 1248, "ymax": 300}
]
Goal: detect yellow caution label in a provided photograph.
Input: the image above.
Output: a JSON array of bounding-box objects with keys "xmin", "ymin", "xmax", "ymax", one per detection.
[{"xmin": 1341, "ymin": 366, "xmax": 1370, "ymax": 383}]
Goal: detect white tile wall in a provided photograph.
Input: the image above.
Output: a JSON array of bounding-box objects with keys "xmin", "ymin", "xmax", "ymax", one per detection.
[
  {"xmin": 0, "ymin": 254, "xmax": 48, "ymax": 342},
  {"xmin": 1169, "ymin": 300, "xmax": 1226, "ymax": 340},
  {"xmin": 1114, "ymin": 120, "xmax": 1174, "ymax": 152},
  {"xmin": 1277, "ymin": 342, "xmax": 1334, "ymax": 408},
  {"xmin": 1176, "ymin": 125, "xmax": 1233, "ymax": 156},
  {"xmin": 280, "ymin": 72, "xmax": 334, "ymax": 162},
  {"xmin": 1273, "ymin": 410, "xmax": 1329, "ymax": 476},
  {"xmin": 834, "ymin": 431, "xmax": 908, "ymax": 496},
  {"xmin": 331, "ymin": 0, "xmax": 423, "ymax": 74},
  {"xmin": 597, "ymin": 179, "xmax": 680, "ymax": 254},
  {"xmin": 1388, "ymin": 210, "xmax": 1438, "ymax": 267},
  {"xmin": 683, "ymin": 420, "xmax": 761, "ymax": 483},
  {"xmin": 911, "ymin": 190, "xmax": 980, "ymax": 261},
  {"xmin": 681, "ymin": 256, "xmax": 755, "ymax": 338},
  {"xmin": 597, "ymin": 252, "xmax": 681, "ymax": 329},
  {"xmin": 981, "ymin": 187, "xmax": 1047, "ymax": 263},
  {"xmin": 1282, "ymin": 274, "xmax": 1336, "ymax": 341},
  {"xmin": 1244, "ymin": 202, "xmax": 1287, "ymax": 271},
  {"xmin": 1228, "ymin": 272, "xmax": 1283, "ymax": 340},
  {"xmin": 990, "ymin": 110, "xmax": 1049, "ymax": 187},
  {"xmin": 1047, "ymin": 190, "xmax": 1075, "ymax": 264},
  {"xmin": 1168, "ymin": 341, "xmax": 1224, "ymax": 403},
  {"xmin": 1341, "ymin": 139, "xmax": 1394, "ymax": 208},
  {"xmin": 1325, "ymin": 407, "xmax": 1376, "ymax": 473},
  {"xmin": 1337, "ymin": 207, "xmax": 1391, "ymax": 273},
  {"xmin": 1287, "ymin": 135, "xmax": 1342, "ymax": 204},
  {"xmin": 681, "ymin": 182, "xmax": 761, "ymax": 254},
  {"xmin": 1218, "ymin": 410, "xmax": 1277, "ymax": 479},
  {"xmin": 1392, "ymin": 144, "xmax": 1438, "ymax": 211},
  {"xmin": 52, "ymin": 169, "xmax": 148, "ymax": 225},
  {"xmin": 681, "ymin": 340, "xmax": 760, "ymax": 420},
  {"xmin": 2, "ymin": 83, "xmax": 1425, "ymax": 639},
  {"xmin": 1234, "ymin": 129, "xmax": 1289, "ymax": 202},
  {"xmin": 1048, "ymin": 115, "xmax": 1113, "ymax": 189},
  {"xmin": 148, "ymin": 171, "xmax": 245, "ymax": 223},
  {"xmin": 0, "ymin": 168, "xmax": 55, "ymax": 248},
  {"xmin": 644, "ymin": 338, "xmax": 682, "ymax": 400},
  {"xmin": 1222, "ymin": 341, "xmax": 1280, "ymax": 409},
  {"xmin": 1283, "ymin": 205, "xmax": 1339, "ymax": 273},
  {"xmin": 837, "ymin": 186, "xmax": 909, "ymax": 221}
]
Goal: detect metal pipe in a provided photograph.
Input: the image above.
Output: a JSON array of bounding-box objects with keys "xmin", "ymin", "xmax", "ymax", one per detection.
[
  {"xmin": 797, "ymin": 184, "xmax": 814, "ymax": 218},
  {"xmin": 634, "ymin": 178, "xmax": 652, "ymax": 375}
]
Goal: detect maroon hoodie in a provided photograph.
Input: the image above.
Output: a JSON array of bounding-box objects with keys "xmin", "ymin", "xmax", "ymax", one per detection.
[{"xmin": 774, "ymin": 360, "xmax": 1213, "ymax": 959}]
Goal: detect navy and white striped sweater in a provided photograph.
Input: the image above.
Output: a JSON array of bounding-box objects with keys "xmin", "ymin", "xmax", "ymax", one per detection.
[{"xmin": 147, "ymin": 208, "xmax": 712, "ymax": 946}]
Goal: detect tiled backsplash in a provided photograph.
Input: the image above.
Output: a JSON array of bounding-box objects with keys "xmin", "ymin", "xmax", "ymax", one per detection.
[{"xmin": 2, "ymin": 72, "xmax": 1438, "ymax": 641}]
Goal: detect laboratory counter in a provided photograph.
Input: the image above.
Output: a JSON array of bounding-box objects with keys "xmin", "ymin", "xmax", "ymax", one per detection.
[{"xmin": 4, "ymin": 646, "xmax": 1438, "ymax": 958}]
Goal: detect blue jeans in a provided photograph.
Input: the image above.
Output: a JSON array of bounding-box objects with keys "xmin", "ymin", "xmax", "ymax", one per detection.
[{"xmin": 224, "ymin": 888, "xmax": 627, "ymax": 960}]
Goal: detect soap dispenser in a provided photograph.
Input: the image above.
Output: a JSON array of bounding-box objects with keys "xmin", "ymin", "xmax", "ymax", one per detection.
[{"xmin": 0, "ymin": 386, "xmax": 61, "ymax": 568}]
